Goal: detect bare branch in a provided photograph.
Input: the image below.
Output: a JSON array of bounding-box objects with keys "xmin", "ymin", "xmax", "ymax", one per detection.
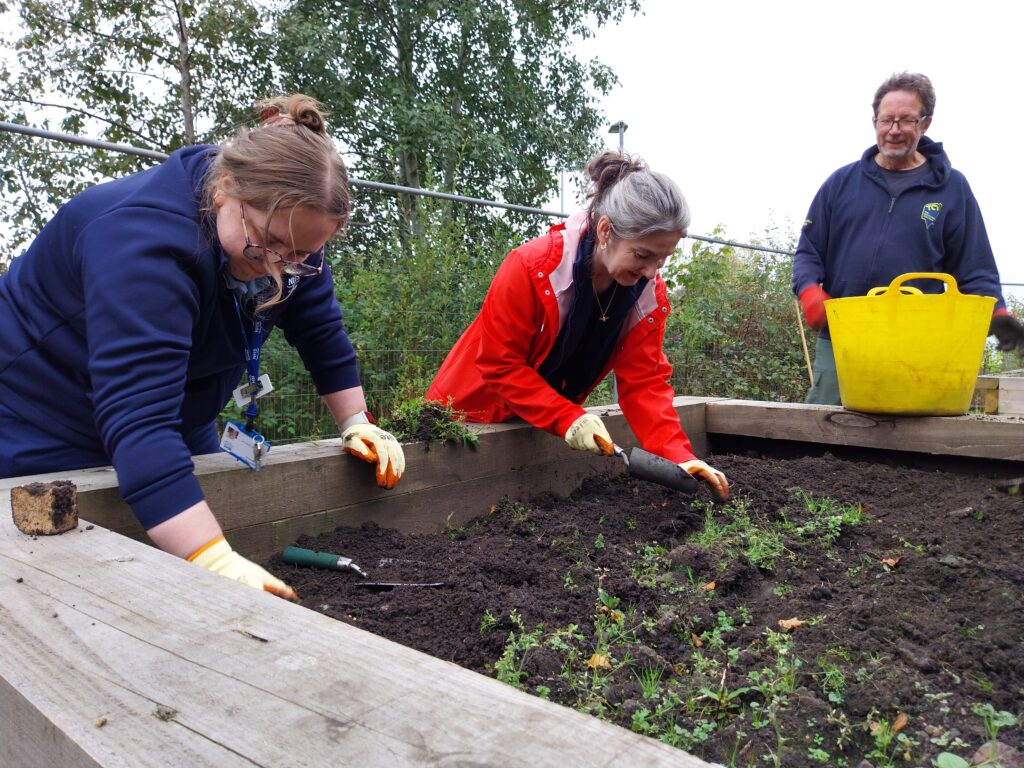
[{"xmin": 0, "ymin": 94, "xmax": 160, "ymax": 148}]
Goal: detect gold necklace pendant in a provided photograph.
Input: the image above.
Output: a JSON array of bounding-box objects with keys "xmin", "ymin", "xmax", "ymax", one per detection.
[{"xmin": 594, "ymin": 282, "xmax": 618, "ymax": 322}]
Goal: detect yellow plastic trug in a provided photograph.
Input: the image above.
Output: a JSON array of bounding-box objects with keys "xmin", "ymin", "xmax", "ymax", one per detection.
[{"xmin": 825, "ymin": 272, "xmax": 995, "ymax": 415}]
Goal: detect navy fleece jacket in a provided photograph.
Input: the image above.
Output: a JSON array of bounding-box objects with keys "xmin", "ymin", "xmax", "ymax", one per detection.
[
  {"xmin": 0, "ymin": 145, "xmax": 360, "ymax": 528},
  {"xmin": 792, "ymin": 136, "xmax": 1004, "ymax": 338}
]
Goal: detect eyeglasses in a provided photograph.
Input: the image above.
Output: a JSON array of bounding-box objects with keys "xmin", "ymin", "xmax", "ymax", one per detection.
[
  {"xmin": 873, "ymin": 115, "xmax": 927, "ymax": 130},
  {"xmin": 239, "ymin": 204, "xmax": 324, "ymax": 278}
]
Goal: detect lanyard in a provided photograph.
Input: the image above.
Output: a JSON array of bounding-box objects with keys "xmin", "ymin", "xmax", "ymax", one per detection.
[{"xmin": 233, "ymin": 297, "xmax": 265, "ymax": 430}]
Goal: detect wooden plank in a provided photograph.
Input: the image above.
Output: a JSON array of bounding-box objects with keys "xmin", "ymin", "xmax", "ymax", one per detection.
[
  {"xmin": 0, "ymin": 496, "xmax": 713, "ymax": 768},
  {"xmin": 974, "ymin": 376, "xmax": 1000, "ymax": 414},
  {"xmin": 0, "ymin": 399, "xmax": 709, "ymax": 561},
  {"xmin": 705, "ymin": 399, "xmax": 1024, "ymax": 461},
  {"xmin": 997, "ymin": 388, "xmax": 1024, "ymax": 416}
]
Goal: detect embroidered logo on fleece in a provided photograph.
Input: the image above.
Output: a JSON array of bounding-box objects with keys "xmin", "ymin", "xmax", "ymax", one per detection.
[{"xmin": 921, "ymin": 202, "xmax": 942, "ymax": 229}]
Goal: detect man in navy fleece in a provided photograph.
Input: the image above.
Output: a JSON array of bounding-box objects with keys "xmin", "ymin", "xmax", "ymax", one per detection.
[
  {"xmin": 793, "ymin": 71, "xmax": 1024, "ymax": 405},
  {"xmin": 0, "ymin": 94, "xmax": 404, "ymax": 599}
]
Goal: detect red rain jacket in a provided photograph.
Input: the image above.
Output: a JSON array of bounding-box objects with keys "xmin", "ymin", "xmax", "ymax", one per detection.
[{"xmin": 427, "ymin": 211, "xmax": 695, "ymax": 463}]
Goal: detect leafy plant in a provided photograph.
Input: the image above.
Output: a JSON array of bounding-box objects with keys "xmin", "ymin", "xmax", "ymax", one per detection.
[
  {"xmin": 863, "ymin": 711, "xmax": 917, "ymax": 768},
  {"xmin": 378, "ymin": 398, "xmax": 480, "ymax": 447},
  {"xmin": 479, "ymin": 610, "xmax": 497, "ymax": 634},
  {"xmin": 494, "ymin": 610, "xmax": 543, "ymax": 689}
]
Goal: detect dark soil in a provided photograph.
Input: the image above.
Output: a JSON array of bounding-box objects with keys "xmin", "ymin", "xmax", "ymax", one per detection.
[{"xmin": 267, "ymin": 451, "xmax": 1024, "ymax": 767}]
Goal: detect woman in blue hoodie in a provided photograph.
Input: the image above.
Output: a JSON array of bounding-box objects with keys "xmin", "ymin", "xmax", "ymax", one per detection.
[{"xmin": 0, "ymin": 94, "xmax": 404, "ymax": 599}]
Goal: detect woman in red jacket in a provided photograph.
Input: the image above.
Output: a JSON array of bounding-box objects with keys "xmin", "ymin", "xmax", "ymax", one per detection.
[{"xmin": 427, "ymin": 152, "xmax": 729, "ymax": 499}]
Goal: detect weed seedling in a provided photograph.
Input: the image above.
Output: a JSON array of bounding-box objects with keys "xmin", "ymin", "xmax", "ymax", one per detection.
[
  {"xmin": 970, "ymin": 702, "xmax": 1018, "ymax": 764},
  {"xmin": 772, "ymin": 583, "xmax": 794, "ymax": 598},
  {"xmin": 816, "ymin": 655, "xmax": 846, "ymax": 705},
  {"xmin": 635, "ymin": 665, "xmax": 665, "ymax": 699},
  {"xmin": 479, "ymin": 610, "xmax": 497, "ymax": 634},
  {"xmin": 494, "ymin": 610, "xmax": 543, "ymax": 689},
  {"xmin": 864, "ymin": 710, "xmax": 918, "ymax": 767}
]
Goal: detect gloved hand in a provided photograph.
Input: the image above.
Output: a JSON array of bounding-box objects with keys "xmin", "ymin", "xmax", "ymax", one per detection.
[
  {"xmin": 989, "ymin": 311, "xmax": 1024, "ymax": 354},
  {"xmin": 564, "ymin": 413, "xmax": 614, "ymax": 456},
  {"xmin": 680, "ymin": 459, "xmax": 731, "ymax": 501},
  {"xmin": 189, "ymin": 536, "xmax": 298, "ymax": 601},
  {"xmin": 342, "ymin": 423, "xmax": 405, "ymax": 489},
  {"xmin": 798, "ymin": 285, "xmax": 831, "ymax": 331}
]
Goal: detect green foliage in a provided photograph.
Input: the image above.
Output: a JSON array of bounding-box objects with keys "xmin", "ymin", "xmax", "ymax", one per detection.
[
  {"xmin": 789, "ymin": 489, "xmax": 863, "ymax": 546},
  {"xmin": 332, "ymin": 201, "xmax": 520, "ymax": 419},
  {"xmin": 276, "ymin": 0, "xmax": 639, "ymax": 258},
  {"xmin": 218, "ymin": 332, "xmax": 337, "ymax": 444},
  {"xmin": 864, "ymin": 710, "xmax": 919, "ymax": 768},
  {"xmin": 1, "ymin": 0, "xmax": 277, "ymax": 261},
  {"xmin": 378, "ymin": 398, "xmax": 479, "ymax": 447},
  {"xmin": 494, "ymin": 609, "xmax": 544, "ymax": 688},
  {"xmin": 663, "ymin": 228, "xmax": 809, "ymax": 402},
  {"xmin": 689, "ymin": 498, "xmax": 787, "ymax": 571}
]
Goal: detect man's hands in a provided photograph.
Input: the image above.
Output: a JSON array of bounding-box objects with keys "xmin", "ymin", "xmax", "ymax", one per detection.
[
  {"xmin": 989, "ymin": 311, "xmax": 1024, "ymax": 354},
  {"xmin": 564, "ymin": 413, "xmax": 614, "ymax": 456},
  {"xmin": 798, "ymin": 285, "xmax": 831, "ymax": 331},
  {"xmin": 680, "ymin": 459, "xmax": 730, "ymax": 500},
  {"xmin": 342, "ymin": 423, "xmax": 405, "ymax": 489},
  {"xmin": 189, "ymin": 536, "xmax": 298, "ymax": 601}
]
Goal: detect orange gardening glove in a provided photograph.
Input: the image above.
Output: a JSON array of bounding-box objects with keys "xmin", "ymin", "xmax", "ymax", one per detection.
[
  {"xmin": 989, "ymin": 309, "xmax": 1024, "ymax": 354},
  {"xmin": 342, "ymin": 423, "xmax": 405, "ymax": 489},
  {"xmin": 679, "ymin": 459, "xmax": 730, "ymax": 501},
  {"xmin": 564, "ymin": 413, "xmax": 615, "ymax": 456},
  {"xmin": 188, "ymin": 536, "xmax": 298, "ymax": 601},
  {"xmin": 798, "ymin": 285, "xmax": 831, "ymax": 332}
]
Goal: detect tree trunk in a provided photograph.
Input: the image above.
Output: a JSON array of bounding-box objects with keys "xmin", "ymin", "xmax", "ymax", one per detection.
[
  {"xmin": 172, "ymin": 0, "xmax": 196, "ymax": 145},
  {"xmin": 394, "ymin": 7, "xmax": 421, "ymax": 255}
]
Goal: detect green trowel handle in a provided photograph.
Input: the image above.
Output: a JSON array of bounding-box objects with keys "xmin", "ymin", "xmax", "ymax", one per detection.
[{"xmin": 282, "ymin": 546, "xmax": 339, "ymax": 569}]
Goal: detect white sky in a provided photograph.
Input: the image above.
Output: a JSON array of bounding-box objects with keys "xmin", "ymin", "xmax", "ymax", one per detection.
[{"xmin": 570, "ymin": 0, "xmax": 1023, "ymax": 292}]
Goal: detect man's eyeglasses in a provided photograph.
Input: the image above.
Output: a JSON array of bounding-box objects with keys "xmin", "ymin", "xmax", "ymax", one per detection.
[
  {"xmin": 874, "ymin": 115, "xmax": 927, "ymax": 130},
  {"xmin": 239, "ymin": 204, "xmax": 324, "ymax": 278}
]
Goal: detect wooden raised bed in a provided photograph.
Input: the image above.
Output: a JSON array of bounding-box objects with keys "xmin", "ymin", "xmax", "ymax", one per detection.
[
  {"xmin": 4, "ymin": 397, "xmax": 1024, "ymax": 767},
  {"xmin": 975, "ymin": 369, "xmax": 1024, "ymax": 416}
]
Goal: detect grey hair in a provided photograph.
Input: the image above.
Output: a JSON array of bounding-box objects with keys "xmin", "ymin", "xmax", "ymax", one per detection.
[
  {"xmin": 585, "ymin": 151, "xmax": 690, "ymax": 239},
  {"xmin": 872, "ymin": 71, "xmax": 936, "ymax": 117}
]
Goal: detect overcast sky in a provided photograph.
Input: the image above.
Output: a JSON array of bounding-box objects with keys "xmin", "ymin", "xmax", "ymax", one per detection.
[{"xmin": 570, "ymin": 0, "xmax": 1023, "ymax": 293}]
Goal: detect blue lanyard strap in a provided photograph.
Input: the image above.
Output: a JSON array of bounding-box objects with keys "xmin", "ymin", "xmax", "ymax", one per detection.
[{"xmin": 233, "ymin": 297, "xmax": 265, "ymax": 429}]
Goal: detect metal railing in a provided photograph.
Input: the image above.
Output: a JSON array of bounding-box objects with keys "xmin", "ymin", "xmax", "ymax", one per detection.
[{"xmin": 0, "ymin": 120, "xmax": 797, "ymax": 258}]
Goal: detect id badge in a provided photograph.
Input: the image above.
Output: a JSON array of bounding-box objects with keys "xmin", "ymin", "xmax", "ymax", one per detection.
[
  {"xmin": 232, "ymin": 374, "xmax": 274, "ymax": 408},
  {"xmin": 220, "ymin": 420, "xmax": 271, "ymax": 471}
]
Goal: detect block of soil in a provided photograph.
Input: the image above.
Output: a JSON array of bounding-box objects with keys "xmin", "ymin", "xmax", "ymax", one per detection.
[{"xmin": 11, "ymin": 480, "xmax": 79, "ymax": 535}]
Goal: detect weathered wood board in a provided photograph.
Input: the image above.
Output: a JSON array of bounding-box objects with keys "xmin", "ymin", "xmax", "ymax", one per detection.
[
  {"xmin": 0, "ymin": 399, "xmax": 710, "ymax": 562},
  {"xmin": 0, "ymin": 498, "xmax": 713, "ymax": 768},
  {"xmin": 705, "ymin": 399, "xmax": 1024, "ymax": 461},
  {"xmin": 974, "ymin": 370, "xmax": 1024, "ymax": 416},
  {"xmin": 0, "ymin": 400, "xmax": 717, "ymax": 768},
  {"xmin": 8, "ymin": 396, "xmax": 1024, "ymax": 768}
]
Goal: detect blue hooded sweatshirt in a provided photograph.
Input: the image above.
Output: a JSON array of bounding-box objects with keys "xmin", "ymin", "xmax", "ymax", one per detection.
[
  {"xmin": 792, "ymin": 136, "xmax": 1004, "ymax": 339},
  {"xmin": 0, "ymin": 145, "xmax": 360, "ymax": 528}
]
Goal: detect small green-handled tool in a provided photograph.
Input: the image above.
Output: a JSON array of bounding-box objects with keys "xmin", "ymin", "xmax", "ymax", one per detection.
[{"xmin": 282, "ymin": 546, "xmax": 367, "ymax": 577}]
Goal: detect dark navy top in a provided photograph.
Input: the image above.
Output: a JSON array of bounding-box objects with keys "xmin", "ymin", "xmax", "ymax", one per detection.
[
  {"xmin": 538, "ymin": 229, "xmax": 646, "ymax": 401},
  {"xmin": 0, "ymin": 145, "xmax": 360, "ymax": 528}
]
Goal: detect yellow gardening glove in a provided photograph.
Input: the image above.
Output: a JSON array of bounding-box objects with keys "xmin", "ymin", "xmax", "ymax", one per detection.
[
  {"xmin": 680, "ymin": 459, "xmax": 731, "ymax": 501},
  {"xmin": 188, "ymin": 536, "xmax": 298, "ymax": 601},
  {"xmin": 564, "ymin": 413, "xmax": 615, "ymax": 456},
  {"xmin": 342, "ymin": 423, "xmax": 405, "ymax": 489}
]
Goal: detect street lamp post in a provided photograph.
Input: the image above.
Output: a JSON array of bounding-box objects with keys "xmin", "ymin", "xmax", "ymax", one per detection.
[{"xmin": 608, "ymin": 120, "xmax": 628, "ymax": 152}]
